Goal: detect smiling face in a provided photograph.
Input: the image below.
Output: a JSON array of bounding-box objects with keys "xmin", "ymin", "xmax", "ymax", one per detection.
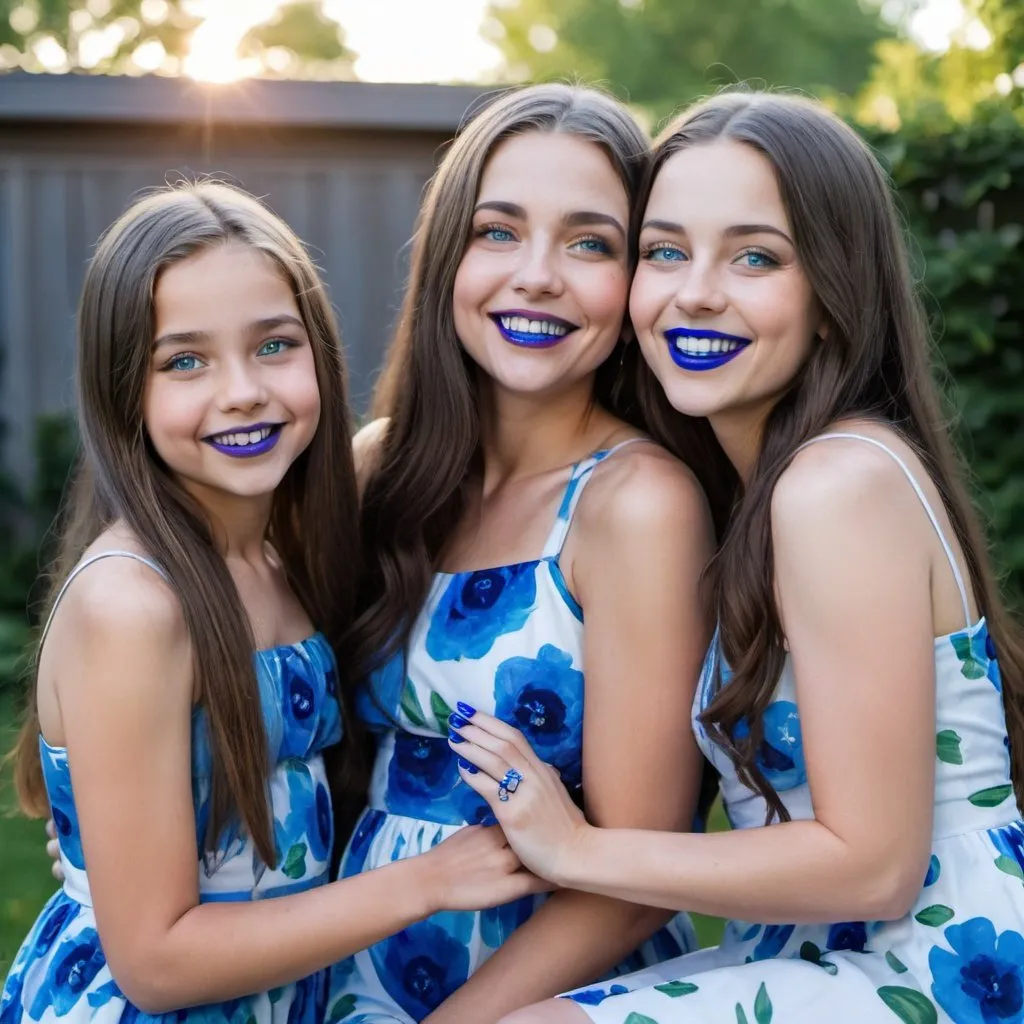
[
  {"xmin": 451, "ymin": 130, "xmax": 631, "ymax": 399},
  {"xmin": 631, "ymin": 139, "xmax": 825, "ymax": 448},
  {"xmin": 142, "ymin": 240, "xmax": 321, "ymax": 513}
]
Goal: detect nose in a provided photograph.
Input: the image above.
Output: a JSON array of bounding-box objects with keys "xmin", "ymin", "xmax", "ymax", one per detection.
[
  {"xmin": 673, "ymin": 257, "xmax": 728, "ymax": 318},
  {"xmin": 217, "ymin": 355, "xmax": 267, "ymax": 414},
  {"xmin": 511, "ymin": 235, "xmax": 564, "ymax": 298}
]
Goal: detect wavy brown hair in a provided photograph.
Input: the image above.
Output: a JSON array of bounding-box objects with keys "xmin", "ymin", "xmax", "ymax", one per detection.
[
  {"xmin": 352, "ymin": 84, "xmax": 681, "ymax": 684},
  {"xmin": 12, "ymin": 182, "xmax": 362, "ymax": 866},
  {"xmin": 640, "ymin": 91, "xmax": 1024, "ymax": 822}
]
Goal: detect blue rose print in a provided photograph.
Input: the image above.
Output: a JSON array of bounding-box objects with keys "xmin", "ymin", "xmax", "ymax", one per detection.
[
  {"xmin": 274, "ymin": 758, "xmax": 317, "ymax": 869},
  {"xmin": 287, "ymin": 971, "xmax": 326, "ymax": 1024},
  {"xmin": 28, "ymin": 928, "xmax": 106, "ymax": 1018},
  {"xmin": 480, "ymin": 895, "xmax": 536, "ymax": 949},
  {"xmin": 494, "ymin": 644, "xmax": 584, "ymax": 775},
  {"xmin": 826, "ymin": 922, "xmax": 867, "ymax": 953},
  {"xmin": 752, "ymin": 925, "xmax": 795, "ymax": 961},
  {"xmin": 385, "ymin": 734, "xmax": 461, "ymax": 818},
  {"xmin": 991, "ymin": 821, "xmax": 1024, "ymax": 875},
  {"xmin": 310, "ymin": 782, "xmax": 333, "ymax": 862},
  {"xmin": 449, "ymin": 778, "xmax": 496, "ymax": 826},
  {"xmin": 340, "ymin": 810, "xmax": 387, "ymax": 879},
  {"xmin": 924, "ymin": 855, "xmax": 941, "ymax": 887},
  {"xmin": 930, "ymin": 917, "xmax": 1024, "ymax": 1024},
  {"xmin": 733, "ymin": 701, "xmax": 806, "ymax": 791},
  {"xmin": 40, "ymin": 748, "xmax": 86, "ymax": 871},
  {"xmin": 569, "ymin": 984, "xmax": 630, "ymax": 1005},
  {"xmin": 371, "ymin": 914, "xmax": 472, "ymax": 1019},
  {"xmin": 359, "ymin": 650, "xmax": 406, "ymax": 731},
  {"xmin": 426, "ymin": 565, "xmax": 538, "ymax": 662},
  {"xmin": 949, "ymin": 626, "xmax": 1002, "ymax": 692}
]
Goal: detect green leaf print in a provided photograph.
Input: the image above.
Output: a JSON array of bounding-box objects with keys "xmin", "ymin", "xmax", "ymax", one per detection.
[
  {"xmin": 654, "ymin": 981, "xmax": 699, "ymax": 997},
  {"xmin": 736, "ymin": 1005, "xmax": 749, "ymax": 1024},
  {"xmin": 799, "ymin": 941, "xmax": 838, "ymax": 975},
  {"xmin": 327, "ymin": 995, "xmax": 357, "ymax": 1023},
  {"xmin": 950, "ymin": 634, "xmax": 987, "ymax": 679},
  {"xmin": 935, "ymin": 730, "xmax": 963, "ymax": 765},
  {"xmin": 430, "ymin": 691, "xmax": 455, "ymax": 732},
  {"xmin": 624, "ymin": 1015, "xmax": 660, "ymax": 1024},
  {"xmin": 885, "ymin": 951, "xmax": 909, "ymax": 973},
  {"xmin": 400, "ymin": 680, "xmax": 427, "ymax": 728},
  {"xmin": 914, "ymin": 904, "xmax": 954, "ymax": 927},
  {"xmin": 968, "ymin": 784, "xmax": 1013, "ymax": 808},
  {"xmin": 995, "ymin": 855, "xmax": 1024, "ymax": 881},
  {"xmin": 877, "ymin": 986, "xmax": 938, "ymax": 1024},
  {"xmin": 282, "ymin": 842, "xmax": 307, "ymax": 879},
  {"xmin": 754, "ymin": 982, "xmax": 773, "ymax": 1024}
]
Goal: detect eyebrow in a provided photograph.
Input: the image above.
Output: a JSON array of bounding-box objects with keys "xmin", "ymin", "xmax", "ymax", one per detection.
[
  {"xmin": 475, "ymin": 201, "xmax": 626, "ymax": 240},
  {"xmin": 640, "ymin": 219, "xmax": 794, "ymax": 246},
  {"xmin": 153, "ymin": 314, "xmax": 306, "ymax": 350}
]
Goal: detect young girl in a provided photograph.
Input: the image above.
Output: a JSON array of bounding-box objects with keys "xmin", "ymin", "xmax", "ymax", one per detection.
[
  {"xmin": 449, "ymin": 92, "xmax": 1024, "ymax": 1023},
  {"xmin": 1, "ymin": 182, "xmax": 545, "ymax": 1024},
  {"xmin": 327, "ymin": 84, "xmax": 724, "ymax": 1024}
]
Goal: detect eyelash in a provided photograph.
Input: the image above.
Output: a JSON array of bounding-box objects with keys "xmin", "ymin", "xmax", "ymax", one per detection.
[
  {"xmin": 638, "ymin": 243, "xmax": 781, "ymax": 268},
  {"xmin": 157, "ymin": 339, "xmax": 295, "ymax": 373},
  {"xmin": 475, "ymin": 224, "xmax": 615, "ymax": 255}
]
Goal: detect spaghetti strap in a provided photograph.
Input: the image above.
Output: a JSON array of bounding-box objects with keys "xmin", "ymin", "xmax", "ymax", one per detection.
[
  {"xmin": 796, "ymin": 432, "xmax": 973, "ymax": 630},
  {"xmin": 541, "ymin": 437, "xmax": 651, "ymax": 560},
  {"xmin": 38, "ymin": 550, "xmax": 170, "ymax": 651}
]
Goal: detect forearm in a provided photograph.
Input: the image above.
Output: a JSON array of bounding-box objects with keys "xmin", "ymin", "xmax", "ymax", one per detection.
[
  {"xmin": 561, "ymin": 820, "xmax": 921, "ymax": 925},
  {"xmin": 112, "ymin": 857, "xmax": 434, "ymax": 1012},
  {"xmin": 424, "ymin": 891, "xmax": 674, "ymax": 1024}
]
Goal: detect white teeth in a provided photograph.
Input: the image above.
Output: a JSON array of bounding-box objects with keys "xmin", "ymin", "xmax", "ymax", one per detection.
[
  {"xmin": 673, "ymin": 336, "xmax": 744, "ymax": 356},
  {"xmin": 211, "ymin": 426, "xmax": 273, "ymax": 446},
  {"xmin": 498, "ymin": 315, "xmax": 571, "ymax": 337}
]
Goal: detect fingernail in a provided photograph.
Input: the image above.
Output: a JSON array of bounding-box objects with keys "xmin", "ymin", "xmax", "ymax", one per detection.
[
  {"xmin": 448, "ymin": 730, "xmax": 465, "ymax": 744},
  {"xmin": 449, "ymin": 713, "xmax": 469, "ymax": 729},
  {"xmin": 457, "ymin": 702, "xmax": 476, "ymax": 717},
  {"xmin": 457, "ymin": 757, "xmax": 479, "ymax": 774}
]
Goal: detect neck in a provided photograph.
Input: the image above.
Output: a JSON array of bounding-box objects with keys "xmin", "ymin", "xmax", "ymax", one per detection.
[
  {"xmin": 709, "ymin": 405, "xmax": 774, "ymax": 485},
  {"xmin": 477, "ymin": 373, "xmax": 610, "ymax": 490},
  {"xmin": 185, "ymin": 483, "xmax": 274, "ymax": 563}
]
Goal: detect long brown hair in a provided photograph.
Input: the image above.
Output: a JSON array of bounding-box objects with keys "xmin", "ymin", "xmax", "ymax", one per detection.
[
  {"xmin": 642, "ymin": 91, "xmax": 1024, "ymax": 821},
  {"xmin": 352, "ymin": 84, "xmax": 661, "ymax": 683},
  {"xmin": 12, "ymin": 182, "xmax": 362, "ymax": 866}
]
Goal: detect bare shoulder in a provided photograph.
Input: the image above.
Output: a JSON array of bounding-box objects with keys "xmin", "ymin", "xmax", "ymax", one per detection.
[
  {"xmin": 772, "ymin": 424, "xmax": 930, "ymax": 549},
  {"xmin": 576, "ymin": 438, "xmax": 712, "ymax": 542},
  {"xmin": 353, "ymin": 416, "xmax": 390, "ymax": 493}
]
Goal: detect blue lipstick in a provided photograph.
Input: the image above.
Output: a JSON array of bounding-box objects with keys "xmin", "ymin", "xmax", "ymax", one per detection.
[
  {"xmin": 490, "ymin": 310, "xmax": 578, "ymax": 349},
  {"xmin": 204, "ymin": 423, "xmax": 283, "ymax": 459},
  {"xmin": 664, "ymin": 328, "xmax": 751, "ymax": 371}
]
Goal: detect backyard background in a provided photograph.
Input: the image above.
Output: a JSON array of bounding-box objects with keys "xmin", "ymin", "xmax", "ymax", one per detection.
[{"xmin": 2, "ymin": 0, "xmax": 1023, "ymax": 978}]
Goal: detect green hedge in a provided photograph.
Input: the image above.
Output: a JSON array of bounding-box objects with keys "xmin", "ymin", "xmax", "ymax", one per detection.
[{"xmin": 864, "ymin": 101, "xmax": 1024, "ymax": 605}]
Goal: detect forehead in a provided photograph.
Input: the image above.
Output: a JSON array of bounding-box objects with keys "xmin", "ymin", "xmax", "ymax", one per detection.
[
  {"xmin": 154, "ymin": 242, "xmax": 298, "ymax": 330},
  {"xmin": 645, "ymin": 139, "xmax": 789, "ymax": 229},
  {"xmin": 477, "ymin": 131, "xmax": 629, "ymax": 216}
]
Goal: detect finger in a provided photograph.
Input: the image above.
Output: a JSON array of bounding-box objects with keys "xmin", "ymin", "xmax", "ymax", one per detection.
[
  {"xmin": 452, "ymin": 751, "xmax": 508, "ymax": 811},
  {"xmin": 449, "ymin": 721, "xmax": 534, "ymax": 781},
  {"xmin": 46, "ymin": 839, "xmax": 60, "ymax": 860},
  {"xmin": 449, "ymin": 708, "xmax": 537, "ymax": 764},
  {"xmin": 45, "ymin": 818, "xmax": 57, "ymax": 839},
  {"xmin": 448, "ymin": 736, "xmax": 513, "ymax": 786},
  {"xmin": 51, "ymin": 861, "xmax": 64, "ymax": 882}
]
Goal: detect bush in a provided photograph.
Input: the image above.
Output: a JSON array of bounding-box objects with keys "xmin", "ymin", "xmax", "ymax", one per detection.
[{"xmin": 864, "ymin": 100, "xmax": 1024, "ymax": 605}]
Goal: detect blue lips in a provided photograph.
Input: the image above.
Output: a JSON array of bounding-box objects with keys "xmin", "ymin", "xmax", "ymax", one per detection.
[{"xmin": 664, "ymin": 328, "xmax": 751, "ymax": 371}]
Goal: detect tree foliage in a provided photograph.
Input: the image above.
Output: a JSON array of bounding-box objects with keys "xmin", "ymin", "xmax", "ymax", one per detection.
[{"xmin": 487, "ymin": 0, "xmax": 893, "ymax": 121}]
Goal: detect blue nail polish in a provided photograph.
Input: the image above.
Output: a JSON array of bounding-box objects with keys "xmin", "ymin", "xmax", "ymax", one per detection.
[
  {"xmin": 457, "ymin": 757, "xmax": 478, "ymax": 774},
  {"xmin": 449, "ymin": 713, "xmax": 468, "ymax": 729},
  {"xmin": 448, "ymin": 730, "xmax": 465, "ymax": 744},
  {"xmin": 457, "ymin": 702, "xmax": 476, "ymax": 717}
]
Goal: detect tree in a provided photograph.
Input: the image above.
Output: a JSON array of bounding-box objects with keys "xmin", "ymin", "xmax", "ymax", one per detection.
[{"xmin": 486, "ymin": 0, "xmax": 894, "ymax": 122}]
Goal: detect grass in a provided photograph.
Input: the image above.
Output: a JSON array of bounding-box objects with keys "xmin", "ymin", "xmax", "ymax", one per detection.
[
  {"xmin": 0, "ymin": 694, "xmax": 728, "ymax": 983},
  {"xmin": 0, "ymin": 693, "xmax": 59, "ymax": 980}
]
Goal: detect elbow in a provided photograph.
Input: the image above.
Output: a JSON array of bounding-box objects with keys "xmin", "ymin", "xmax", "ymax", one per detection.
[
  {"xmin": 107, "ymin": 955, "xmax": 187, "ymax": 1015},
  {"xmin": 852, "ymin": 854, "xmax": 928, "ymax": 921}
]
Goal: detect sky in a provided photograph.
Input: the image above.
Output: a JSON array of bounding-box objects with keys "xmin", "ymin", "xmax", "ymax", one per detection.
[{"xmin": 177, "ymin": 0, "xmax": 976, "ymax": 84}]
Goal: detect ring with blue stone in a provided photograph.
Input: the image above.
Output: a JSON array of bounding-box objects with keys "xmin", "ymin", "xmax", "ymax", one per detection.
[{"xmin": 498, "ymin": 768, "xmax": 524, "ymax": 802}]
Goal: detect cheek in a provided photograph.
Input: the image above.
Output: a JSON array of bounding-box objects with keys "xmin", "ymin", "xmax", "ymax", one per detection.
[
  {"xmin": 142, "ymin": 380, "xmax": 198, "ymax": 442},
  {"xmin": 581, "ymin": 266, "xmax": 629, "ymax": 330},
  {"xmin": 628, "ymin": 269, "xmax": 668, "ymax": 338}
]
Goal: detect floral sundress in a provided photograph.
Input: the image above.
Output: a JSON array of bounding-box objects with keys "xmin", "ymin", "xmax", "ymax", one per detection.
[
  {"xmin": 327, "ymin": 441, "xmax": 698, "ymax": 1023},
  {"xmin": 564, "ymin": 434, "xmax": 1024, "ymax": 1024},
  {"xmin": 1, "ymin": 551, "xmax": 342, "ymax": 1024}
]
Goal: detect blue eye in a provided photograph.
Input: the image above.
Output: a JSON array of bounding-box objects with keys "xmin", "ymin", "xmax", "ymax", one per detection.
[
  {"xmin": 572, "ymin": 236, "xmax": 612, "ymax": 255},
  {"xmin": 643, "ymin": 244, "xmax": 687, "ymax": 264},
  {"xmin": 738, "ymin": 249, "xmax": 778, "ymax": 269},
  {"xmin": 165, "ymin": 353, "xmax": 202, "ymax": 372},
  {"xmin": 482, "ymin": 227, "xmax": 515, "ymax": 243},
  {"xmin": 258, "ymin": 338, "xmax": 292, "ymax": 357}
]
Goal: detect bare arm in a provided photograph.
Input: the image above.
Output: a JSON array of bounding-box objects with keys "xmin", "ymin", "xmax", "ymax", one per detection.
[
  {"xmin": 53, "ymin": 560, "xmax": 544, "ymax": 1014},
  {"xmin": 428, "ymin": 450, "xmax": 714, "ymax": 1023},
  {"xmin": 452, "ymin": 443, "xmax": 938, "ymax": 924}
]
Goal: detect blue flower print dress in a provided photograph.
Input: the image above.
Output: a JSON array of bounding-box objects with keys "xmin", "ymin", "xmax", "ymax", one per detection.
[
  {"xmin": 1, "ymin": 551, "xmax": 342, "ymax": 1024},
  {"xmin": 327, "ymin": 441, "xmax": 698, "ymax": 1024},
  {"xmin": 564, "ymin": 433, "xmax": 1024, "ymax": 1024}
]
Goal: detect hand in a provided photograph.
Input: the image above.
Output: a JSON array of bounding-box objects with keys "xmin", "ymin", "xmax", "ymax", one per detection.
[
  {"xmin": 45, "ymin": 818, "xmax": 65, "ymax": 881},
  {"xmin": 420, "ymin": 823, "xmax": 553, "ymax": 914},
  {"xmin": 447, "ymin": 707, "xmax": 591, "ymax": 883}
]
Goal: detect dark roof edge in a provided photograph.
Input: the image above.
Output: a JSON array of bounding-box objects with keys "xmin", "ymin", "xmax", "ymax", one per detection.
[{"xmin": 0, "ymin": 73, "xmax": 496, "ymax": 131}]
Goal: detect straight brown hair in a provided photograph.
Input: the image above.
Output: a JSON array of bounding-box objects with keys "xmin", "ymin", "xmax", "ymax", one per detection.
[{"xmin": 12, "ymin": 182, "xmax": 363, "ymax": 866}]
